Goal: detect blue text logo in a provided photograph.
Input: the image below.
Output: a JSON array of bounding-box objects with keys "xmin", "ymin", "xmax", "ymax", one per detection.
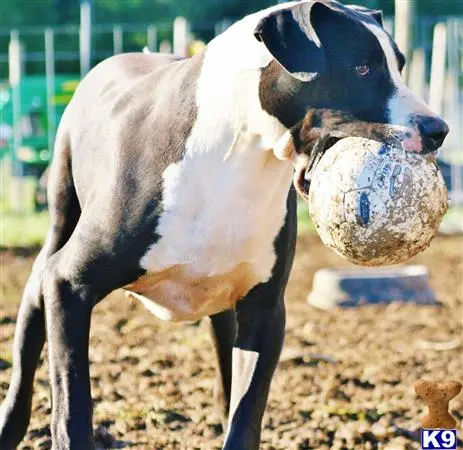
[{"xmin": 421, "ymin": 429, "xmax": 457, "ymax": 450}]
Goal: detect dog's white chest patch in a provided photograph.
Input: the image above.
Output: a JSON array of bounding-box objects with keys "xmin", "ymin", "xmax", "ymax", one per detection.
[
  {"xmin": 124, "ymin": 26, "xmax": 293, "ymax": 321},
  {"xmin": 125, "ymin": 135, "xmax": 293, "ymax": 321}
]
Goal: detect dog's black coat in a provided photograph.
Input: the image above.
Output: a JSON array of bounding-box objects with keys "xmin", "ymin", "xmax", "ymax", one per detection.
[
  {"xmin": 0, "ymin": 2, "xmax": 448, "ymax": 449},
  {"xmin": 258, "ymin": 2, "xmax": 399, "ymax": 128}
]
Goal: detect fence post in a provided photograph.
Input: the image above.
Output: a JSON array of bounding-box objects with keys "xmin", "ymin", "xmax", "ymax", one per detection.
[
  {"xmin": 8, "ymin": 30, "xmax": 24, "ymax": 212},
  {"xmin": 408, "ymin": 48, "xmax": 426, "ymax": 100},
  {"xmin": 147, "ymin": 25, "xmax": 157, "ymax": 52},
  {"xmin": 429, "ymin": 23, "xmax": 447, "ymax": 116},
  {"xmin": 45, "ymin": 28, "xmax": 56, "ymax": 158},
  {"xmin": 159, "ymin": 40, "xmax": 172, "ymax": 54},
  {"xmin": 80, "ymin": 0, "xmax": 92, "ymax": 77},
  {"xmin": 173, "ymin": 17, "xmax": 188, "ymax": 57},
  {"xmin": 113, "ymin": 25, "xmax": 123, "ymax": 54},
  {"xmin": 394, "ymin": 0, "xmax": 414, "ymax": 84},
  {"xmin": 446, "ymin": 18, "xmax": 462, "ymax": 205},
  {"xmin": 214, "ymin": 19, "xmax": 232, "ymax": 36}
]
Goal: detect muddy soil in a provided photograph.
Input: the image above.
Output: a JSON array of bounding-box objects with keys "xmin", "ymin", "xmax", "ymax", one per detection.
[{"xmin": 1, "ymin": 232, "xmax": 462, "ymax": 450}]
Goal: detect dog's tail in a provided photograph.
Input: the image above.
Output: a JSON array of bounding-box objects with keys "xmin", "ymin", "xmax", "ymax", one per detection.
[{"xmin": 46, "ymin": 128, "xmax": 81, "ymax": 249}]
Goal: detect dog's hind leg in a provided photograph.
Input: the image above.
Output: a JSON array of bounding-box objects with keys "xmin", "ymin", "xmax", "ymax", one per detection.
[
  {"xmin": 41, "ymin": 211, "xmax": 147, "ymax": 449},
  {"xmin": 0, "ymin": 142, "xmax": 81, "ymax": 449},
  {"xmin": 41, "ymin": 244, "xmax": 97, "ymax": 449},
  {"xmin": 209, "ymin": 309, "xmax": 237, "ymax": 432}
]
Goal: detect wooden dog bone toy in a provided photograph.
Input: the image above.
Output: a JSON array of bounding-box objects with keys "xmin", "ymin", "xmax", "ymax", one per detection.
[{"xmin": 415, "ymin": 379, "xmax": 462, "ymax": 429}]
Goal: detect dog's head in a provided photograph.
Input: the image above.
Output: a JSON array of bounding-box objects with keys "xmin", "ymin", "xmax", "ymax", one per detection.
[{"xmin": 255, "ymin": 0, "xmax": 448, "ymax": 159}]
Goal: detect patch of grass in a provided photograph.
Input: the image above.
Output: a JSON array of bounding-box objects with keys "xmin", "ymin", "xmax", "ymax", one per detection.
[
  {"xmin": 297, "ymin": 198, "xmax": 316, "ymax": 234},
  {"xmin": 0, "ymin": 201, "xmax": 459, "ymax": 248},
  {"xmin": 440, "ymin": 205, "xmax": 463, "ymax": 233},
  {"xmin": 1, "ymin": 179, "xmax": 457, "ymax": 248},
  {"xmin": 0, "ymin": 347, "xmax": 13, "ymax": 365},
  {"xmin": 442, "ymin": 148, "xmax": 463, "ymax": 165},
  {"xmin": 0, "ymin": 161, "xmax": 49, "ymax": 247},
  {"xmin": 445, "ymin": 205, "xmax": 463, "ymax": 219},
  {"xmin": 0, "ymin": 200, "xmax": 317, "ymax": 249},
  {"xmin": 0, "ymin": 207, "xmax": 49, "ymax": 248}
]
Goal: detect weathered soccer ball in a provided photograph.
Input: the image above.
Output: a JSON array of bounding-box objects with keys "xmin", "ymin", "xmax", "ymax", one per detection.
[{"xmin": 308, "ymin": 137, "xmax": 448, "ymax": 266}]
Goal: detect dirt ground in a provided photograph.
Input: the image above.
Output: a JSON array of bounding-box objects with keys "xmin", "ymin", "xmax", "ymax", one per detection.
[{"xmin": 1, "ymin": 232, "xmax": 462, "ymax": 450}]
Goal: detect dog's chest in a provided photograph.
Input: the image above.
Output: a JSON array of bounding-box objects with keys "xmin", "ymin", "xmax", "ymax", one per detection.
[
  {"xmin": 124, "ymin": 140, "xmax": 293, "ymax": 321},
  {"xmin": 125, "ymin": 263, "xmax": 260, "ymax": 322}
]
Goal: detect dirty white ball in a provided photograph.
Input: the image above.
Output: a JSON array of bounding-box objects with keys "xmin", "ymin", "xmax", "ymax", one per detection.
[{"xmin": 308, "ymin": 137, "xmax": 448, "ymax": 266}]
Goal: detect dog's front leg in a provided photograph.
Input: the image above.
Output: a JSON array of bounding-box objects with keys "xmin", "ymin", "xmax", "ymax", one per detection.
[
  {"xmin": 222, "ymin": 190, "xmax": 296, "ymax": 450},
  {"xmin": 223, "ymin": 300, "xmax": 285, "ymax": 450},
  {"xmin": 210, "ymin": 309, "xmax": 237, "ymax": 432}
]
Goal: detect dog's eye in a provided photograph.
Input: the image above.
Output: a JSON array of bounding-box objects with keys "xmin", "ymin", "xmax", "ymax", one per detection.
[{"xmin": 355, "ymin": 65, "xmax": 370, "ymax": 76}]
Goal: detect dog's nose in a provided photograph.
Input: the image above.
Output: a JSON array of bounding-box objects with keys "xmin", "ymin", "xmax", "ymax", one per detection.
[{"xmin": 418, "ymin": 116, "xmax": 449, "ymax": 152}]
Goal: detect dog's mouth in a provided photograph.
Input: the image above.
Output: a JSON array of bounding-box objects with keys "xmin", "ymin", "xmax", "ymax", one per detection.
[
  {"xmin": 294, "ymin": 136, "xmax": 343, "ymax": 199},
  {"xmin": 292, "ymin": 121, "xmax": 435, "ymax": 199}
]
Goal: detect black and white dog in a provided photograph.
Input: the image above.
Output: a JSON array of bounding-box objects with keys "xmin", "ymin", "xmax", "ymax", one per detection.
[{"xmin": 0, "ymin": 1, "xmax": 448, "ymax": 449}]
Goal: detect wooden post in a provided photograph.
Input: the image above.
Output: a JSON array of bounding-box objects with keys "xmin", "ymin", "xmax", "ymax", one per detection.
[
  {"xmin": 429, "ymin": 23, "xmax": 447, "ymax": 116},
  {"xmin": 45, "ymin": 28, "xmax": 56, "ymax": 157},
  {"xmin": 159, "ymin": 40, "xmax": 172, "ymax": 54},
  {"xmin": 394, "ymin": 0, "xmax": 415, "ymax": 84},
  {"xmin": 446, "ymin": 19, "xmax": 462, "ymax": 205},
  {"xmin": 408, "ymin": 48, "xmax": 426, "ymax": 100},
  {"xmin": 80, "ymin": 0, "xmax": 92, "ymax": 77},
  {"xmin": 147, "ymin": 25, "xmax": 157, "ymax": 52},
  {"xmin": 113, "ymin": 25, "xmax": 123, "ymax": 54},
  {"xmin": 173, "ymin": 17, "xmax": 188, "ymax": 57},
  {"xmin": 8, "ymin": 30, "xmax": 23, "ymax": 212},
  {"xmin": 214, "ymin": 19, "xmax": 232, "ymax": 37}
]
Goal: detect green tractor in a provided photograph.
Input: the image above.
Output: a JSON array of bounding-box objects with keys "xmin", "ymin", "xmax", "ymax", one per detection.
[{"xmin": 0, "ymin": 75, "xmax": 79, "ymax": 210}]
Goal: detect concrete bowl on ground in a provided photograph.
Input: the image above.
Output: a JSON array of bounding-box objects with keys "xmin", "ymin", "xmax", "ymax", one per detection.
[{"xmin": 307, "ymin": 264, "xmax": 437, "ymax": 309}]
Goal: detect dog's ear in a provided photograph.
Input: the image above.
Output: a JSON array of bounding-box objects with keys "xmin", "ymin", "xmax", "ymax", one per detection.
[
  {"xmin": 347, "ymin": 5, "xmax": 384, "ymax": 27},
  {"xmin": 254, "ymin": 1, "xmax": 326, "ymax": 82}
]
